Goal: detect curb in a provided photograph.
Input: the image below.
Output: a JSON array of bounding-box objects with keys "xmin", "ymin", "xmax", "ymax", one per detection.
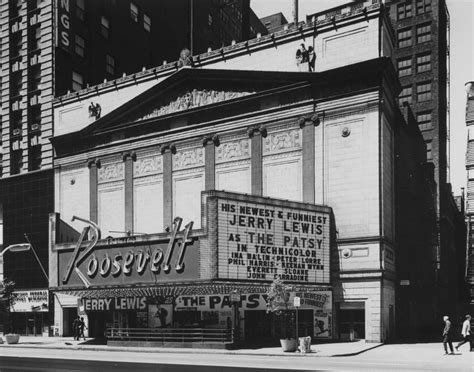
[{"xmin": 0, "ymin": 342, "xmax": 381, "ymax": 358}]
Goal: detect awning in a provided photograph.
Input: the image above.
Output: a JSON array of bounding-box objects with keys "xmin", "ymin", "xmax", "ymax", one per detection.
[
  {"xmin": 52, "ymin": 281, "xmax": 270, "ymax": 298},
  {"xmin": 51, "ymin": 281, "xmax": 328, "ymax": 298}
]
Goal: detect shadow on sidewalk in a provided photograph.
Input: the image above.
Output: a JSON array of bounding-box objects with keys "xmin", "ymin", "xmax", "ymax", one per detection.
[{"xmin": 79, "ymin": 338, "xmax": 107, "ymax": 345}]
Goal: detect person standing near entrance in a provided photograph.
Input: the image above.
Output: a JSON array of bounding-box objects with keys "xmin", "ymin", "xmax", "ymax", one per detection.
[
  {"xmin": 442, "ymin": 316, "xmax": 454, "ymax": 355},
  {"xmin": 79, "ymin": 317, "xmax": 87, "ymax": 340},
  {"xmin": 72, "ymin": 316, "xmax": 81, "ymax": 340},
  {"xmin": 455, "ymin": 315, "xmax": 473, "ymax": 352}
]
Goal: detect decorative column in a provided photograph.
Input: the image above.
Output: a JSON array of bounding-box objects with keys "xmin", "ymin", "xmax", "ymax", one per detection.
[
  {"xmin": 248, "ymin": 125, "xmax": 267, "ymax": 196},
  {"xmin": 202, "ymin": 134, "xmax": 220, "ymax": 190},
  {"xmin": 161, "ymin": 143, "xmax": 176, "ymax": 228},
  {"xmin": 123, "ymin": 152, "xmax": 136, "ymax": 234},
  {"xmin": 300, "ymin": 113, "xmax": 321, "ymax": 203},
  {"xmin": 88, "ymin": 158, "xmax": 100, "ymax": 223}
]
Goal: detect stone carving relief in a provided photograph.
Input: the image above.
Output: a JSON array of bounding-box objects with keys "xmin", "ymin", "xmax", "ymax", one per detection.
[
  {"xmin": 263, "ymin": 129, "xmax": 302, "ymax": 155},
  {"xmin": 138, "ymin": 89, "xmax": 254, "ymax": 121},
  {"xmin": 133, "ymin": 155, "xmax": 163, "ymax": 177},
  {"xmin": 216, "ymin": 139, "xmax": 250, "ymax": 163},
  {"xmin": 173, "ymin": 147, "xmax": 204, "ymax": 170},
  {"xmin": 98, "ymin": 162, "xmax": 124, "ymax": 183}
]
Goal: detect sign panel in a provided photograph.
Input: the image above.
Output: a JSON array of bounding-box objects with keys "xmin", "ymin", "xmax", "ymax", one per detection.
[
  {"xmin": 217, "ymin": 198, "xmax": 330, "ymax": 283},
  {"xmin": 293, "ymin": 290, "xmax": 332, "ymax": 339},
  {"xmin": 57, "ymin": 216, "xmax": 198, "ymax": 287},
  {"xmin": 57, "ymin": 237, "xmax": 199, "ymax": 287},
  {"xmin": 56, "ymin": 0, "xmax": 71, "ymax": 52},
  {"xmin": 293, "ymin": 296, "xmax": 301, "ymax": 307},
  {"xmin": 79, "ymin": 296, "xmax": 147, "ymax": 311},
  {"xmin": 11, "ymin": 290, "xmax": 48, "ymax": 312}
]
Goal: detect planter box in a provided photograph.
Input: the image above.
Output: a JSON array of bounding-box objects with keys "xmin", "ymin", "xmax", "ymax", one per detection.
[
  {"xmin": 280, "ymin": 338, "xmax": 297, "ymax": 352},
  {"xmin": 5, "ymin": 334, "xmax": 20, "ymax": 344}
]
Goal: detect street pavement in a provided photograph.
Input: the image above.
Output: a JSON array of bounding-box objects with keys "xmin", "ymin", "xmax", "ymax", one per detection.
[{"xmin": 0, "ymin": 336, "xmax": 473, "ymax": 371}]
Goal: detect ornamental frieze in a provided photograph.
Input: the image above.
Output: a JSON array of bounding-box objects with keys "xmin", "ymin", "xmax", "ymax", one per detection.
[
  {"xmin": 98, "ymin": 163, "xmax": 124, "ymax": 183},
  {"xmin": 133, "ymin": 156, "xmax": 163, "ymax": 177},
  {"xmin": 173, "ymin": 147, "xmax": 204, "ymax": 170},
  {"xmin": 138, "ymin": 89, "xmax": 254, "ymax": 121},
  {"xmin": 263, "ymin": 129, "xmax": 302, "ymax": 155},
  {"xmin": 216, "ymin": 139, "xmax": 250, "ymax": 163}
]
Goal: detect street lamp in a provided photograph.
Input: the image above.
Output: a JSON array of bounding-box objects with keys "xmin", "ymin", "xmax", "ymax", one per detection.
[
  {"xmin": 0, "ymin": 237, "xmax": 49, "ymax": 283},
  {"xmin": 0, "ymin": 244, "xmax": 32, "ymax": 282}
]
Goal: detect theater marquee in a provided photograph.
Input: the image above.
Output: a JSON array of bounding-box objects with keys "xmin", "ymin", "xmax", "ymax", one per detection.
[{"xmin": 217, "ymin": 198, "xmax": 330, "ymax": 283}]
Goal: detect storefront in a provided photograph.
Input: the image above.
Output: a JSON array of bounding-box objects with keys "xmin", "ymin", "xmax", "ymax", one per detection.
[
  {"xmin": 10, "ymin": 289, "xmax": 50, "ymax": 336},
  {"xmin": 50, "ymin": 191, "xmax": 334, "ymax": 342}
]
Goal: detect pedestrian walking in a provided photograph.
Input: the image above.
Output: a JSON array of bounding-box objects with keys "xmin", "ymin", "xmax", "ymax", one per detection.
[
  {"xmin": 79, "ymin": 317, "xmax": 87, "ymax": 340},
  {"xmin": 442, "ymin": 316, "xmax": 454, "ymax": 354},
  {"xmin": 455, "ymin": 315, "xmax": 473, "ymax": 352},
  {"xmin": 72, "ymin": 316, "xmax": 81, "ymax": 340}
]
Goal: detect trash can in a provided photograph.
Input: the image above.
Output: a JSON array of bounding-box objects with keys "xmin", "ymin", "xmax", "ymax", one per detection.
[{"xmin": 299, "ymin": 336, "xmax": 311, "ymax": 353}]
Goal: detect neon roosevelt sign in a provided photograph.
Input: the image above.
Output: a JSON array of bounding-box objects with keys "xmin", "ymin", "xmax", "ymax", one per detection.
[{"xmin": 62, "ymin": 216, "xmax": 193, "ymax": 287}]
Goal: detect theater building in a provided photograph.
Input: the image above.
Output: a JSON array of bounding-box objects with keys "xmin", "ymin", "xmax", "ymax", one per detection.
[
  {"xmin": 48, "ymin": 0, "xmax": 441, "ymax": 343},
  {"xmin": 47, "ymin": 54, "xmax": 430, "ymax": 344}
]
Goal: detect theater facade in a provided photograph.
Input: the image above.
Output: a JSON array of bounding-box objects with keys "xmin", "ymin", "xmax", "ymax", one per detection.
[{"xmin": 49, "ymin": 58, "xmax": 413, "ymax": 343}]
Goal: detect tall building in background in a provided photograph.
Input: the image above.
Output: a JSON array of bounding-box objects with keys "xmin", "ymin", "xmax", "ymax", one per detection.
[
  {"xmin": 0, "ymin": 0, "xmax": 260, "ymax": 335},
  {"xmin": 384, "ymin": 0, "xmax": 467, "ymax": 333},
  {"xmin": 259, "ymin": 12, "xmax": 288, "ymax": 33},
  {"xmin": 465, "ymin": 81, "xmax": 474, "ymax": 309}
]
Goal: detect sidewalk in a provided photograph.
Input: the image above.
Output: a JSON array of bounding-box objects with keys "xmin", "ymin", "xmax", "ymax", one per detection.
[{"xmin": 0, "ymin": 335, "xmax": 381, "ymax": 357}]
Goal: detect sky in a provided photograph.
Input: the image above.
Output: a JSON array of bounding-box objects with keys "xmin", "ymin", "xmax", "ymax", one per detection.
[{"xmin": 251, "ymin": 0, "xmax": 474, "ymax": 195}]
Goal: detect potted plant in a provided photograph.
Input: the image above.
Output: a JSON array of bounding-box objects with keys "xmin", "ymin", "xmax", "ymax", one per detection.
[
  {"xmin": 0, "ymin": 279, "xmax": 19, "ymax": 344},
  {"xmin": 265, "ymin": 278, "xmax": 297, "ymax": 352}
]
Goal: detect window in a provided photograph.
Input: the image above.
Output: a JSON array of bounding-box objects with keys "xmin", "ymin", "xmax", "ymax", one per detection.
[
  {"xmin": 468, "ymin": 169, "xmax": 474, "ymax": 180},
  {"xmin": 397, "ymin": 28, "xmax": 412, "ymax": 48},
  {"xmin": 11, "ymin": 75, "xmax": 22, "ymax": 97},
  {"xmin": 29, "ymin": 67, "xmax": 41, "ymax": 91},
  {"xmin": 397, "ymin": 57, "xmax": 412, "ymax": 77},
  {"xmin": 72, "ymin": 71, "xmax": 83, "ymax": 91},
  {"xmin": 29, "ymin": 26, "xmax": 41, "ymax": 50},
  {"xmin": 416, "ymin": 53, "xmax": 431, "ymax": 73},
  {"xmin": 11, "ymin": 35, "xmax": 22, "ymax": 57},
  {"xmin": 468, "ymin": 127, "xmax": 474, "ymax": 141},
  {"xmin": 101, "ymin": 16, "xmax": 110, "ymax": 39},
  {"xmin": 75, "ymin": 35, "xmax": 85, "ymax": 57},
  {"xmin": 425, "ymin": 141, "xmax": 432, "ymax": 160},
  {"xmin": 417, "ymin": 111, "xmax": 432, "ymax": 131},
  {"xmin": 76, "ymin": 0, "xmax": 85, "ymax": 20},
  {"xmin": 143, "ymin": 13, "xmax": 151, "ymax": 32},
  {"xmin": 29, "ymin": 144, "xmax": 42, "ymax": 171},
  {"xmin": 106, "ymin": 54, "xmax": 115, "ymax": 75},
  {"xmin": 399, "ymin": 86, "xmax": 413, "ymax": 104},
  {"xmin": 416, "ymin": 23, "xmax": 431, "ymax": 44},
  {"xmin": 417, "ymin": 81, "xmax": 432, "ymax": 102},
  {"xmin": 130, "ymin": 2, "xmax": 138, "ymax": 22},
  {"xmin": 416, "ymin": 0, "xmax": 431, "ymax": 14},
  {"xmin": 208, "ymin": 13, "xmax": 213, "ymax": 27},
  {"xmin": 397, "ymin": 1, "xmax": 412, "ymax": 20},
  {"xmin": 11, "ymin": 149, "xmax": 23, "ymax": 174}
]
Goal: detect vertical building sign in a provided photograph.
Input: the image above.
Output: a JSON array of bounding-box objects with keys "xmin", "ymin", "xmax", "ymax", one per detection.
[
  {"xmin": 56, "ymin": 0, "xmax": 71, "ymax": 52},
  {"xmin": 217, "ymin": 198, "xmax": 330, "ymax": 283}
]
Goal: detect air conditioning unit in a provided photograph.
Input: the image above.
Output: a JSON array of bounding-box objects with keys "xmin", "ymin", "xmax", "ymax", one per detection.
[
  {"xmin": 31, "ymin": 123, "xmax": 40, "ymax": 131},
  {"xmin": 13, "ymin": 128, "xmax": 21, "ymax": 136}
]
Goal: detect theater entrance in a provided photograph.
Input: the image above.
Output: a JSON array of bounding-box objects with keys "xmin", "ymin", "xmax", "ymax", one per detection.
[{"xmin": 338, "ymin": 302, "xmax": 365, "ymax": 341}]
